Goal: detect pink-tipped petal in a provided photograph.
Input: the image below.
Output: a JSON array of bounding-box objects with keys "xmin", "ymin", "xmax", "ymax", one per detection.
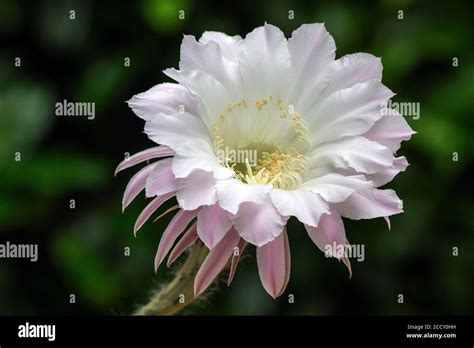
[
  {"xmin": 153, "ymin": 204, "xmax": 180, "ymax": 222},
  {"xmin": 197, "ymin": 204, "xmax": 232, "ymax": 249},
  {"xmin": 154, "ymin": 209, "xmax": 198, "ymax": 271},
  {"xmin": 122, "ymin": 163, "xmax": 157, "ymax": 212},
  {"xmin": 167, "ymin": 223, "xmax": 198, "ymax": 267},
  {"xmin": 384, "ymin": 216, "xmax": 391, "ymax": 230},
  {"xmin": 256, "ymin": 230, "xmax": 291, "ymax": 299},
  {"xmin": 145, "ymin": 158, "xmax": 177, "ymax": 197},
  {"xmin": 115, "ymin": 146, "xmax": 174, "ymax": 176},
  {"xmin": 277, "ymin": 230, "xmax": 291, "ymax": 297},
  {"xmin": 194, "ymin": 228, "xmax": 240, "ymax": 297},
  {"xmin": 133, "ymin": 192, "xmax": 175, "ymax": 235},
  {"xmin": 227, "ymin": 239, "xmax": 248, "ymax": 286}
]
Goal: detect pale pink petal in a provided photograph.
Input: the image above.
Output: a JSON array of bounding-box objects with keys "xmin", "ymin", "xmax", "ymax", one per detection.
[
  {"xmin": 366, "ymin": 156, "xmax": 409, "ymax": 186},
  {"xmin": 133, "ymin": 192, "xmax": 175, "ymax": 234},
  {"xmin": 270, "ymin": 188, "xmax": 329, "ymax": 227},
  {"xmin": 229, "ymin": 196, "xmax": 288, "ymax": 247},
  {"xmin": 278, "ymin": 230, "xmax": 291, "ymax": 297},
  {"xmin": 145, "ymin": 158, "xmax": 177, "ymax": 197},
  {"xmin": 215, "ymin": 178, "xmax": 272, "ymax": 215},
  {"xmin": 287, "ymin": 23, "xmax": 336, "ymax": 114},
  {"xmin": 240, "ymin": 24, "xmax": 291, "ymax": 99},
  {"xmin": 175, "ymin": 169, "xmax": 217, "ymax": 211},
  {"xmin": 305, "ymin": 210, "xmax": 351, "ymax": 276},
  {"xmin": 302, "ymin": 173, "xmax": 373, "ymax": 203},
  {"xmin": 308, "ymin": 136, "xmax": 394, "ymax": 174},
  {"xmin": 122, "ymin": 163, "xmax": 157, "ymax": 212},
  {"xmin": 114, "ymin": 146, "xmax": 174, "ymax": 176},
  {"xmin": 153, "ymin": 204, "xmax": 180, "ymax": 222},
  {"xmin": 364, "ymin": 112, "xmax": 415, "ymax": 152},
  {"xmin": 127, "ymin": 83, "xmax": 198, "ymax": 120},
  {"xmin": 171, "ymin": 138, "xmax": 234, "ymax": 180},
  {"xmin": 194, "ymin": 228, "xmax": 240, "ymax": 297},
  {"xmin": 334, "ymin": 188, "xmax": 403, "ymax": 220},
  {"xmin": 167, "ymin": 222, "xmax": 198, "ymax": 267},
  {"xmin": 144, "ymin": 112, "xmax": 211, "ymax": 151},
  {"xmin": 197, "ymin": 204, "xmax": 232, "ymax": 249},
  {"xmin": 227, "ymin": 239, "xmax": 247, "ymax": 286},
  {"xmin": 308, "ymin": 81, "xmax": 394, "ymax": 146},
  {"xmin": 154, "ymin": 209, "xmax": 199, "ymax": 271},
  {"xmin": 323, "ymin": 53, "xmax": 382, "ymax": 98},
  {"xmin": 256, "ymin": 230, "xmax": 291, "ymax": 298}
]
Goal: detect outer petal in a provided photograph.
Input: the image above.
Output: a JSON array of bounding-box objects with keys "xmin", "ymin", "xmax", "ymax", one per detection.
[
  {"xmin": 229, "ymin": 196, "xmax": 288, "ymax": 247},
  {"xmin": 365, "ymin": 156, "xmax": 409, "ymax": 186},
  {"xmin": 364, "ymin": 112, "xmax": 415, "ymax": 152},
  {"xmin": 134, "ymin": 191, "xmax": 175, "ymax": 234},
  {"xmin": 127, "ymin": 83, "xmax": 199, "ymax": 120},
  {"xmin": 175, "ymin": 169, "xmax": 217, "ymax": 210},
  {"xmin": 287, "ymin": 23, "xmax": 336, "ymax": 114},
  {"xmin": 122, "ymin": 163, "xmax": 157, "ymax": 211},
  {"xmin": 154, "ymin": 209, "xmax": 199, "ymax": 271},
  {"xmin": 239, "ymin": 24, "xmax": 291, "ymax": 99},
  {"xmin": 145, "ymin": 158, "xmax": 177, "ymax": 197},
  {"xmin": 334, "ymin": 188, "xmax": 403, "ymax": 220},
  {"xmin": 215, "ymin": 178, "xmax": 272, "ymax": 215},
  {"xmin": 144, "ymin": 112, "xmax": 211, "ymax": 151},
  {"xmin": 167, "ymin": 222, "xmax": 198, "ymax": 267},
  {"xmin": 171, "ymin": 138, "xmax": 234, "ymax": 180},
  {"xmin": 194, "ymin": 228, "xmax": 241, "ymax": 297},
  {"xmin": 179, "ymin": 35, "xmax": 240, "ymax": 95},
  {"xmin": 308, "ymin": 80, "xmax": 394, "ymax": 146},
  {"xmin": 197, "ymin": 203, "xmax": 232, "ymax": 249},
  {"xmin": 199, "ymin": 31, "xmax": 242, "ymax": 60},
  {"xmin": 227, "ymin": 238, "xmax": 247, "ymax": 286},
  {"xmin": 322, "ymin": 53, "xmax": 383, "ymax": 98},
  {"xmin": 302, "ymin": 173, "xmax": 373, "ymax": 203},
  {"xmin": 305, "ymin": 210, "xmax": 351, "ymax": 276},
  {"xmin": 308, "ymin": 136, "xmax": 394, "ymax": 174},
  {"xmin": 115, "ymin": 146, "xmax": 174, "ymax": 176},
  {"xmin": 270, "ymin": 188, "xmax": 330, "ymax": 227},
  {"xmin": 164, "ymin": 68, "xmax": 230, "ymax": 127},
  {"xmin": 256, "ymin": 230, "xmax": 291, "ymax": 298}
]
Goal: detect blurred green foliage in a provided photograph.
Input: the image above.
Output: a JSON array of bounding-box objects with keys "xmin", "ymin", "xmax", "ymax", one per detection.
[{"xmin": 0, "ymin": 0, "xmax": 473, "ymax": 315}]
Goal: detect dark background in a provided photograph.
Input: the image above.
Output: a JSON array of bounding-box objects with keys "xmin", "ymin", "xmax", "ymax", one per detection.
[{"xmin": 0, "ymin": 0, "xmax": 473, "ymax": 315}]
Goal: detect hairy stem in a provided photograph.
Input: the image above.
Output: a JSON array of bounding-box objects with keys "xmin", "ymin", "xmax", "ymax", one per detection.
[{"xmin": 134, "ymin": 242, "xmax": 208, "ymax": 316}]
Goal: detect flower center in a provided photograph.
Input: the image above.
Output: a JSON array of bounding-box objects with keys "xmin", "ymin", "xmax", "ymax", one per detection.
[{"xmin": 212, "ymin": 96, "xmax": 310, "ymax": 190}]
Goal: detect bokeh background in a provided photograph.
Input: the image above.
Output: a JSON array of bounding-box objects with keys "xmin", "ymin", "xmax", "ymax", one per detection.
[{"xmin": 1, "ymin": 0, "xmax": 473, "ymax": 315}]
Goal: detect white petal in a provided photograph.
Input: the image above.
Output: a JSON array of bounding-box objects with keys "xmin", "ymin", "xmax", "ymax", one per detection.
[
  {"xmin": 197, "ymin": 203, "xmax": 232, "ymax": 249},
  {"xmin": 199, "ymin": 31, "xmax": 242, "ymax": 60},
  {"xmin": 179, "ymin": 35, "xmax": 240, "ymax": 95},
  {"xmin": 308, "ymin": 136, "xmax": 394, "ymax": 174},
  {"xmin": 145, "ymin": 158, "xmax": 177, "ymax": 197},
  {"xmin": 239, "ymin": 24, "xmax": 291, "ymax": 99},
  {"xmin": 334, "ymin": 188, "xmax": 403, "ymax": 220},
  {"xmin": 176, "ymin": 169, "xmax": 217, "ymax": 210},
  {"xmin": 322, "ymin": 53, "xmax": 383, "ymax": 98},
  {"xmin": 171, "ymin": 138, "xmax": 234, "ymax": 180},
  {"xmin": 127, "ymin": 83, "xmax": 198, "ymax": 120},
  {"xmin": 308, "ymin": 80, "xmax": 394, "ymax": 146},
  {"xmin": 229, "ymin": 196, "xmax": 288, "ymax": 247},
  {"xmin": 364, "ymin": 112, "xmax": 415, "ymax": 152},
  {"xmin": 164, "ymin": 68, "xmax": 230, "ymax": 126},
  {"xmin": 305, "ymin": 210, "xmax": 347, "ymax": 255},
  {"xmin": 144, "ymin": 112, "xmax": 210, "ymax": 151},
  {"xmin": 302, "ymin": 173, "xmax": 373, "ymax": 203},
  {"xmin": 215, "ymin": 178, "xmax": 272, "ymax": 215},
  {"xmin": 287, "ymin": 23, "xmax": 336, "ymax": 114},
  {"xmin": 270, "ymin": 188, "xmax": 329, "ymax": 227},
  {"xmin": 366, "ymin": 156, "xmax": 409, "ymax": 186}
]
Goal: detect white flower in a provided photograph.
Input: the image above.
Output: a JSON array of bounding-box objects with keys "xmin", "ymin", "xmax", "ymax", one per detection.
[{"xmin": 116, "ymin": 23, "xmax": 415, "ymax": 298}]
